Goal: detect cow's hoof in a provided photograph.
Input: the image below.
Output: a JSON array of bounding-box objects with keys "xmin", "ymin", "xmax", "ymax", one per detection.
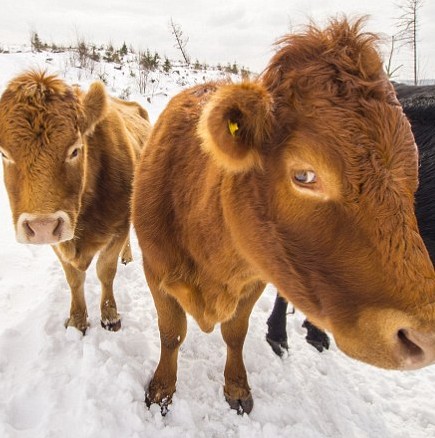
[
  {"xmin": 101, "ymin": 318, "xmax": 121, "ymax": 332},
  {"xmin": 145, "ymin": 392, "xmax": 172, "ymax": 416},
  {"xmin": 266, "ymin": 335, "xmax": 289, "ymax": 357},
  {"xmin": 64, "ymin": 316, "xmax": 89, "ymax": 335},
  {"xmin": 303, "ymin": 320, "xmax": 330, "ymax": 352},
  {"xmin": 121, "ymin": 255, "xmax": 133, "ymax": 265},
  {"xmin": 145, "ymin": 381, "xmax": 174, "ymax": 416},
  {"xmin": 225, "ymin": 393, "xmax": 254, "ymax": 415},
  {"xmin": 306, "ymin": 335, "xmax": 330, "ymax": 352},
  {"xmin": 101, "ymin": 306, "xmax": 121, "ymax": 331}
]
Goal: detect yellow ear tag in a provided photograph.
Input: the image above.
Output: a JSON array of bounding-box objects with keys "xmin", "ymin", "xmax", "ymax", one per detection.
[{"xmin": 228, "ymin": 120, "xmax": 239, "ymax": 137}]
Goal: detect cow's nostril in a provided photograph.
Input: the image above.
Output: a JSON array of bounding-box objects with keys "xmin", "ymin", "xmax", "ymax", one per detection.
[
  {"xmin": 23, "ymin": 220, "xmax": 35, "ymax": 237},
  {"xmin": 397, "ymin": 329, "xmax": 424, "ymax": 360},
  {"xmin": 53, "ymin": 217, "xmax": 64, "ymax": 238}
]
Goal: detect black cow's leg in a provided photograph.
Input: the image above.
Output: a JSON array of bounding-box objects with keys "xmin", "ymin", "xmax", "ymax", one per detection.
[
  {"xmin": 267, "ymin": 293, "xmax": 330, "ymax": 355},
  {"xmin": 266, "ymin": 293, "xmax": 289, "ymax": 357},
  {"xmin": 302, "ymin": 319, "xmax": 330, "ymax": 352}
]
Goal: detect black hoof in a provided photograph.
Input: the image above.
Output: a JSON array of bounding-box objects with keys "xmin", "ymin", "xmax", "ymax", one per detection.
[
  {"xmin": 145, "ymin": 392, "xmax": 171, "ymax": 416},
  {"xmin": 101, "ymin": 318, "xmax": 122, "ymax": 332},
  {"xmin": 266, "ymin": 335, "xmax": 289, "ymax": 357},
  {"xmin": 225, "ymin": 393, "xmax": 254, "ymax": 415},
  {"xmin": 302, "ymin": 320, "xmax": 330, "ymax": 352}
]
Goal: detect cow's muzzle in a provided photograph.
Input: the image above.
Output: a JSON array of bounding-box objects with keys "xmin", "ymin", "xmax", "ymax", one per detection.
[{"xmin": 16, "ymin": 211, "xmax": 74, "ymax": 245}]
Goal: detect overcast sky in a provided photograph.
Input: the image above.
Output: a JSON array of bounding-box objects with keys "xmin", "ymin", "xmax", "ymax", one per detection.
[{"xmin": 1, "ymin": 0, "xmax": 434, "ymax": 81}]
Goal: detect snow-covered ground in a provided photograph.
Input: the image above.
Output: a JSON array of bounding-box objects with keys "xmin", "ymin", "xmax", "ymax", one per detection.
[{"xmin": 0, "ymin": 49, "xmax": 435, "ymax": 438}]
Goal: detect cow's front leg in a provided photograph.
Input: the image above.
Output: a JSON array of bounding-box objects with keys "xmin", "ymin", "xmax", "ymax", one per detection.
[
  {"xmin": 57, "ymin": 258, "xmax": 88, "ymax": 334},
  {"xmin": 146, "ymin": 275, "xmax": 187, "ymax": 415},
  {"xmin": 96, "ymin": 234, "xmax": 127, "ymax": 331},
  {"xmin": 221, "ymin": 282, "xmax": 264, "ymax": 415}
]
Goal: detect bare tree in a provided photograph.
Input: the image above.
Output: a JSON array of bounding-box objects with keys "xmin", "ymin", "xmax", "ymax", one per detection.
[
  {"xmin": 394, "ymin": 0, "xmax": 424, "ymax": 85},
  {"xmin": 385, "ymin": 35, "xmax": 403, "ymax": 78},
  {"xmin": 169, "ymin": 18, "xmax": 190, "ymax": 65}
]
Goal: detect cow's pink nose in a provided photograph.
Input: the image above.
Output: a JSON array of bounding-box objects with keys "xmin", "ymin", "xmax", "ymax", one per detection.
[
  {"xmin": 16, "ymin": 212, "xmax": 73, "ymax": 244},
  {"xmin": 25, "ymin": 217, "xmax": 63, "ymax": 242},
  {"xmin": 396, "ymin": 328, "xmax": 435, "ymax": 370}
]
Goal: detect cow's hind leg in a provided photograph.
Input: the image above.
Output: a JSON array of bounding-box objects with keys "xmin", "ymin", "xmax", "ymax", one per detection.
[
  {"xmin": 221, "ymin": 282, "xmax": 264, "ymax": 415},
  {"xmin": 146, "ymin": 275, "xmax": 187, "ymax": 415},
  {"xmin": 56, "ymin": 256, "xmax": 89, "ymax": 334},
  {"xmin": 267, "ymin": 294, "xmax": 330, "ymax": 354},
  {"xmin": 303, "ymin": 319, "xmax": 330, "ymax": 352},
  {"xmin": 120, "ymin": 234, "xmax": 133, "ymax": 265},
  {"xmin": 266, "ymin": 293, "xmax": 290, "ymax": 357},
  {"xmin": 96, "ymin": 234, "xmax": 126, "ymax": 331}
]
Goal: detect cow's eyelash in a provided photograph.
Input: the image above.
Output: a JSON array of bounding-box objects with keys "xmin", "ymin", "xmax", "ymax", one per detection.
[{"xmin": 0, "ymin": 148, "xmax": 14, "ymax": 163}]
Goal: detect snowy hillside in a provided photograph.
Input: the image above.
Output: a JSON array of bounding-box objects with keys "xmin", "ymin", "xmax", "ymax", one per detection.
[
  {"xmin": 0, "ymin": 49, "xmax": 435, "ymax": 438},
  {"xmin": 0, "ymin": 46, "xmax": 242, "ymax": 125}
]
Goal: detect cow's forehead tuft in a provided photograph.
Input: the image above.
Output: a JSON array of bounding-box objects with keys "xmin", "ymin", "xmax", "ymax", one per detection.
[{"xmin": 3, "ymin": 69, "xmax": 74, "ymax": 105}]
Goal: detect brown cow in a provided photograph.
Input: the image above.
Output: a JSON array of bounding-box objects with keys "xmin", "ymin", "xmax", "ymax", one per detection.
[
  {"xmin": 0, "ymin": 70, "xmax": 151, "ymax": 333},
  {"xmin": 132, "ymin": 18, "xmax": 435, "ymax": 415}
]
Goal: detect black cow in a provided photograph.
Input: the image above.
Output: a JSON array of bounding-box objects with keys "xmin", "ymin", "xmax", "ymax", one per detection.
[{"xmin": 266, "ymin": 82, "xmax": 435, "ymax": 356}]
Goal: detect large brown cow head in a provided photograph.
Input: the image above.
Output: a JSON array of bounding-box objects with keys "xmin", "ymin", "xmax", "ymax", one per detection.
[
  {"xmin": 198, "ymin": 18, "xmax": 435, "ymax": 370},
  {"xmin": 0, "ymin": 70, "xmax": 107, "ymax": 244}
]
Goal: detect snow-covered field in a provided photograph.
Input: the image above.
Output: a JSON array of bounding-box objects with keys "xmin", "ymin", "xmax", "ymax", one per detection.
[{"xmin": 0, "ymin": 49, "xmax": 435, "ymax": 438}]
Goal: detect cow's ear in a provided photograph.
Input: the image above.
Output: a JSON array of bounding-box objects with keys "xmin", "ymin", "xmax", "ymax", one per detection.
[
  {"xmin": 79, "ymin": 82, "xmax": 108, "ymax": 134},
  {"xmin": 198, "ymin": 82, "xmax": 273, "ymax": 173}
]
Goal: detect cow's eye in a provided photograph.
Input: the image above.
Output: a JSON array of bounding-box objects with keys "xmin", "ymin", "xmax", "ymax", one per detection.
[
  {"xmin": 66, "ymin": 145, "xmax": 82, "ymax": 162},
  {"xmin": 294, "ymin": 170, "xmax": 317, "ymax": 184}
]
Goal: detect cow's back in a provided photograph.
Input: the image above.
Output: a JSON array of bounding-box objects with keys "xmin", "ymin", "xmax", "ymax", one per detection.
[
  {"xmin": 397, "ymin": 85, "xmax": 435, "ymax": 261},
  {"xmin": 110, "ymin": 97, "xmax": 151, "ymax": 159}
]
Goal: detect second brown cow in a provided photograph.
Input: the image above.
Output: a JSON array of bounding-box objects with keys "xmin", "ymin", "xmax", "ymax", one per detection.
[
  {"xmin": 132, "ymin": 18, "xmax": 435, "ymax": 415},
  {"xmin": 0, "ymin": 70, "xmax": 151, "ymax": 333}
]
